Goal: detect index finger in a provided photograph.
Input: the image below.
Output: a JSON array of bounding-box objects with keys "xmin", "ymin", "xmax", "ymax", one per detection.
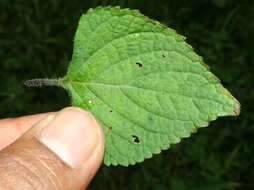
[{"xmin": 0, "ymin": 112, "xmax": 54, "ymax": 150}]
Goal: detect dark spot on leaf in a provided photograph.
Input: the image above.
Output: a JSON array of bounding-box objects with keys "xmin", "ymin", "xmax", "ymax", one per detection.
[
  {"xmin": 136, "ymin": 62, "xmax": 143, "ymax": 68},
  {"xmin": 132, "ymin": 135, "xmax": 140, "ymax": 144},
  {"xmin": 109, "ymin": 110, "xmax": 113, "ymax": 113},
  {"xmin": 162, "ymin": 54, "xmax": 166, "ymax": 57},
  {"xmin": 108, "ymin": 127, "xmax": 112, "ymax": 132}
]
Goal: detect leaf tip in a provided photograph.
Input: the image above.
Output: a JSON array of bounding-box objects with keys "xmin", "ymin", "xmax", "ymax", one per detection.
[{"xmin": 233, "ymin": 102, "xmax": 241, "ymax": 116}]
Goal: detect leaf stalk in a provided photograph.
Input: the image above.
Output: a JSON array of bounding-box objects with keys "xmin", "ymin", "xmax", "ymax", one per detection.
[{"xmin": 24, "ymin": 78, "xmax": 61, "ymax": 87}]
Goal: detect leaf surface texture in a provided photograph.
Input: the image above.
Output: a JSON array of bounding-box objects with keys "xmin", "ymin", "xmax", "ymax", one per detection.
[{"xmin": 62, "ymin": 7, "xmax": 240, "ymax": 166}]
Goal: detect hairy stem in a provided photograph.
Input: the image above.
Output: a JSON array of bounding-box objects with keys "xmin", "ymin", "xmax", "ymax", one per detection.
[{"xmin": 24, "ymin": 78, "xmax": 61, "ymax": 87}]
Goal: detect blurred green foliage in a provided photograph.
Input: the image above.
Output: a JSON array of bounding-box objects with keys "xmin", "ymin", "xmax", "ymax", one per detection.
[{"xmin": 0, "ymin": 0, "xmax": 253, "ymax": 189}]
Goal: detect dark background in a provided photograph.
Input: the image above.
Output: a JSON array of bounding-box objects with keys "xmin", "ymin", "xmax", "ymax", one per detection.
[{"xmin": 0, "ymin": 0, "xmax": 253, "ymax": 189}]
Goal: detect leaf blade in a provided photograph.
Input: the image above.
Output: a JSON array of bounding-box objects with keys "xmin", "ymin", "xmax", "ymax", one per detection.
[{"xmin": 62, "ymin": 6, "xmax": 240, "ymax": 166}]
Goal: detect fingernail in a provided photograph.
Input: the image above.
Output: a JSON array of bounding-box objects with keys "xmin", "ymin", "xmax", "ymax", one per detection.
[{"xmin": 36, "ymin": 107, "xmax": 100, "ymax": 168}]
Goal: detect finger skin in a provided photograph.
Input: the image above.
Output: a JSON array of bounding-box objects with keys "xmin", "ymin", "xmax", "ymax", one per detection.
[
  {"xmin": 0, "ymin": 138, "xmax": 70, "ymax": 190},
  {"xmin": 0, "ymin": 113, "xmax": 53, "ymax": 150},
  {"xmin": 0, "ymin": 107, "xmax": 104, "ymax": 190}
]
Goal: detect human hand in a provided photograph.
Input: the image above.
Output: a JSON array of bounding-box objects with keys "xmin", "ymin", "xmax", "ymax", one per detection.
[{"xmin": 0, "ymin": 107, "xmax": 104, "ymax": 190}]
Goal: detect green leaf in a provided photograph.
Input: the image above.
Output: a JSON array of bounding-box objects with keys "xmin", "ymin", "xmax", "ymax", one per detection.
[{"xmin": 27, "ymin": 6, "xmax": 240, "ymax": 166}]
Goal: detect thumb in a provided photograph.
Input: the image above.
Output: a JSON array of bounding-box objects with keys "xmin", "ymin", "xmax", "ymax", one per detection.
[{"xmin": 0, "ymin": 107, "xmax": 104, "ymax": 190}]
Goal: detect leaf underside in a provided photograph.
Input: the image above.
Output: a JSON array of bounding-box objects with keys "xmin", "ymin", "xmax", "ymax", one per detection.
[{"xmin": 61, "ymin": 6, "xmax": 240, "ymax": 166}]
